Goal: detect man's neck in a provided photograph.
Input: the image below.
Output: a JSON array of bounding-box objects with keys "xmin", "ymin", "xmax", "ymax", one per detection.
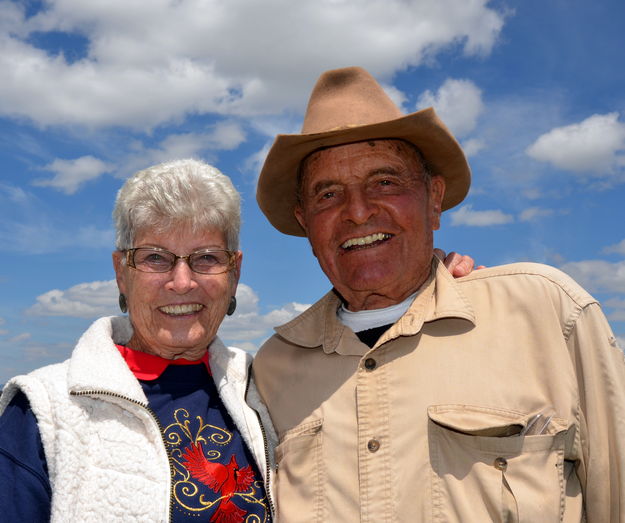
[{"xmin": 338, "ymin": 263, "xmax": 432, "ymax": 312}]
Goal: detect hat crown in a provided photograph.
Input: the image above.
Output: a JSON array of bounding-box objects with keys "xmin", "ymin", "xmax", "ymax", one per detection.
[{"xmin": 302, "ymin": 67, "xmax": 404, "ymax": 134}]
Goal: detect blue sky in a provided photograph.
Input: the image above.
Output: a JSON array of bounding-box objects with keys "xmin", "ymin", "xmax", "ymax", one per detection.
[{"xmin": 1, "ymin": 0, "xmax": 624, "ymax": 384}]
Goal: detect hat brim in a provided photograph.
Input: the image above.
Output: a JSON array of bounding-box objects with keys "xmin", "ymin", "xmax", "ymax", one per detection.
[{"xmin": 256, "ymin": 107, "xmax": 471, "ymax": 237}]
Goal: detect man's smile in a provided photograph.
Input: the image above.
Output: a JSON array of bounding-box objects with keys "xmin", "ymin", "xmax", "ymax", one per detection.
[{"xmin": 340, "ymin": 232, "xmax": 393, "ymax": 251}]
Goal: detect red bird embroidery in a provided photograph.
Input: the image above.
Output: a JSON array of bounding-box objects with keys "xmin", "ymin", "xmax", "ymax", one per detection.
[{"xmin": 181, "ymin": 441, "xmax": 255, "ymax": 523}]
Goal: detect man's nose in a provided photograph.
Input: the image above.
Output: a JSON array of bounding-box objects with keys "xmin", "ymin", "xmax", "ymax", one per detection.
[{"xmin": 341, "ymin": 186, "xmax": 378, "ymax": 224}]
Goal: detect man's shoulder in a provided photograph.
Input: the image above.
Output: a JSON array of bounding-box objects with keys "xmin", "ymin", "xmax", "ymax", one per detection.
[{"xmin": 456, "ymin": 261, "xmax": 596, "ymax": 307}]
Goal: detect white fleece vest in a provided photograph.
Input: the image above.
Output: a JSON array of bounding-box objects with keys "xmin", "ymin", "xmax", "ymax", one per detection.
[{"xmin": 0, "ymin": 316, "xmax": 276, "ymax": 523}]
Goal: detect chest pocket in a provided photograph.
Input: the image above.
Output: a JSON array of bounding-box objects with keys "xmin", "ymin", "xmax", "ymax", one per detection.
[
  {"xmin": 275, "ymin": 418, "xmax": 324, "ymax": 523},
  {"xmin": 428, "ymin": 405, "xmax": 569, "ymax": 523}
]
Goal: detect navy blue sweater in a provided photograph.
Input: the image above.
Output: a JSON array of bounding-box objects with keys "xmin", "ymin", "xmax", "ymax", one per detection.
[{"xmin": 0, "ymin": 362, "xmax": 271, "ymax": 522}]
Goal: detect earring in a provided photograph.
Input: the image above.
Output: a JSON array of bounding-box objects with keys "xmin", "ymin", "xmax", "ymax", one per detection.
[
  {"xmin": 119, "ymin": 294, "xmax": 128, "ymax": 314},
  {"xmin": 226, "ymin": 296, "xmax": 237, "ymax": 316}
]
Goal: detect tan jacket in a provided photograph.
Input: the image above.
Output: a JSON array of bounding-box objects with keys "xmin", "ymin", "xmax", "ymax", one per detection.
[{"xmin": 253, "ymin": 259, "xmax": 625, "ymax": 523}]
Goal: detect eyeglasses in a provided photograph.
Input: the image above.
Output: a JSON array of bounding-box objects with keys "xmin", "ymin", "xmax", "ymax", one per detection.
[{"xmin": 125, "ymin": 247, "xmax": 236, "ymax": 275}]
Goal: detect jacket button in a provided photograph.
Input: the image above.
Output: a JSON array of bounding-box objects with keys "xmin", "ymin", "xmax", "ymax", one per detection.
[
  {"xmin": 364, "ymin": 358, "xmax": 377, "ymax": 370},
  {"xmin": 367, "ymin": 439, "xmax": 380, "ymax": 452},
  {"xmin": 494, "ymin": 457, "xmax": 507, "ymax": 471}
]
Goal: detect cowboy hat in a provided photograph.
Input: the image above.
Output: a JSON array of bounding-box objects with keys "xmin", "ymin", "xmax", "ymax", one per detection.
[{"xmin": 256, "ymin": 66, "xmax": 471, "ymax": 236}]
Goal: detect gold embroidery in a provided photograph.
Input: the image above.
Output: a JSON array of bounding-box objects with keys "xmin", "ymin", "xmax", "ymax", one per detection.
[{"xmin": 164, "ymin": 408, "xmax": 269, "ymax": 521}]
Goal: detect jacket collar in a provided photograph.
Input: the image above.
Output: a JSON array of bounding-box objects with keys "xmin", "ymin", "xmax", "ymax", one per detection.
[
  {"xmin": 66, "ymin": 316, "xmax": 249, "ymax": 403},
  {"xmin": 274, "ymin": 257, "xmax": 476, "ymax": 355}
]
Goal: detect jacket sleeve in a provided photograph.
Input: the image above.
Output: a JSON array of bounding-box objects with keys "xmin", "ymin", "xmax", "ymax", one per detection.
[
  {"xmin": 0, "ymin": 390, "xmax": 52, "ymax": 522},
  {"xmin": 569, "ymin": 302, "xmax": 625, "ymax": 522}
]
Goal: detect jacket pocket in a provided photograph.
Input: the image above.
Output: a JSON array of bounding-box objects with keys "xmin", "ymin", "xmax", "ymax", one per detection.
[
  {"xmin": 428, "ymin": 405, "xmax": 568, "ymax": 523},
  {"xmin": 275, "ymin": 418, "xmax": 324, "ymax": 523}
]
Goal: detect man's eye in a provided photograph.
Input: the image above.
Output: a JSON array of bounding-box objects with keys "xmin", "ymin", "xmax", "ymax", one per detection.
[
  {"xmin": 321, "ymin": 191, "xmax": 335, "ymax": 200},
  {"xmin": 378, "ymin": 179, "xmax": 393, "ymax": 186}
]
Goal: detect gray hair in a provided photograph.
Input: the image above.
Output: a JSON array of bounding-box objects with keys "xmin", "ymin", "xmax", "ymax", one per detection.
[{"xmin": 113, "ymin": 159, "xmax": 241, "ymax": 251}]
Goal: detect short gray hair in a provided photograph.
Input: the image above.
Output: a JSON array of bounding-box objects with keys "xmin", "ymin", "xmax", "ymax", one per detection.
[{"xmin": 113, "ymin": 159, "xmax": 241, "ymax": 251}]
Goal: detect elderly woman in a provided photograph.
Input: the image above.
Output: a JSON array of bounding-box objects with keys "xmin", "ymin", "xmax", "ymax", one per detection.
[{"xmin": 0, "ymin": 159, "xmax": 275, "ymax": 522}]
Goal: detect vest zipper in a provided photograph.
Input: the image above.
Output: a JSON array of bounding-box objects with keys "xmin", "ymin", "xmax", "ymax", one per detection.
[
  {"xmin": 70, "ymin": 390, "xmax": 175, "ymax": 522},
  {"xmin": 245, "ymin": 373, "xmax": 276, "ymax": 520}
]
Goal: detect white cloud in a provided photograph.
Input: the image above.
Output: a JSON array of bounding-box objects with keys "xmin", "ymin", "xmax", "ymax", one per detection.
[
  {"xmin": 526, "ymin": 113, "xmax": 625, "ymax": 176},
  {"xmin": 27, "ymin": 280, "xmax": 119, "ymax": 318},
  {"xmin": 604, "ymin": 298, "xmax": 625, "ymax": 322},
  {"xmin": 604, "ymin": 239, "xmax": 625, "ymax": 255},
  {"xmin": 218, "ymin": 283, "xmax": 309, "ymax": 349},
  {"xmin": 461, "ymin": 138, "xmax": 486, "ymax": 157},
  {"xmin": 519, "ymin": 207, "xmax": 554, "ymax": 222},
  {"xmin": 116, "ymin": 121, "xmax": 247, "ymax": 179},
  {"xmin": 25, "ymin": 279, "xmax": 308, "ymax": 349},
  {"xmin": 0, "ymin": 0, "xmax": 506, "ymax": 129},
  {"xmin": 559, "ymin": 260, "xmax": 625, "ymax": 294},
  {"xmin": 449, "ymin": 204, "xmax": 514, "ymax": 227},
  {"xmin": 417, "ymin": 78, "xmax": 484, "ymax": 137},
  {"xmin": 33, "ymin": 155, "xmax": 112, "ymax": 194}
]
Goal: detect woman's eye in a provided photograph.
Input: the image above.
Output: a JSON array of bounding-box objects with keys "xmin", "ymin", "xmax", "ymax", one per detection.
[
  {"xmin": 198, "ymin": 254, "xmax": 218, "ymax": 265},
  {"xmin": 145, "ymin": 253, "xmax": 168, "ymax": 264}
]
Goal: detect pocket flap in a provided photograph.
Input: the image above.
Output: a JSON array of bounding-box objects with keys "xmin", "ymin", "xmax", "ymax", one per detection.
[{"xmin": 428, "ymin": 405, "xmax": 567, "ymax": 437}]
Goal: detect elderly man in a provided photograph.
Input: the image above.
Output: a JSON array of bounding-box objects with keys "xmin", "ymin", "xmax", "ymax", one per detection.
[{"xmin": 253, "ymin": 66, "xmax": 625, "ymax": 522}]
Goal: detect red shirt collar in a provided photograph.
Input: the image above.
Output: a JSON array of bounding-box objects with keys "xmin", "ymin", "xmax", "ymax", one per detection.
[{"xmin": 116, "ymin": 344, "xmax": 211, "ymax": 380}]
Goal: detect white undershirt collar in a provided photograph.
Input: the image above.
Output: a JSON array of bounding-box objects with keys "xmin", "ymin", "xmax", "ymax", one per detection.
[{"xmin": 337, "ymin": 291, "xmax": 418, "ymax": 333}]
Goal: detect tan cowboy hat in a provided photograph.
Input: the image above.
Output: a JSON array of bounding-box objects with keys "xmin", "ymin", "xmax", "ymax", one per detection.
[{"xmin": 256, "ymin": 66, "xmax": 471, "ymax": 236}]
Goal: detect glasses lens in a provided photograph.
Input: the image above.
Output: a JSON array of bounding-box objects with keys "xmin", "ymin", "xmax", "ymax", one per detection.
[
  {"xmin": 133, "ymin": 248, "xmax": 175, "ymax": 272},
  {"xmin": 189, "ymin": 250, "xmax": 232, "ymax": 274}
]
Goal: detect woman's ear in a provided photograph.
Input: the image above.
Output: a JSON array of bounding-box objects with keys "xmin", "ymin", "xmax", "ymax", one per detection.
[{"xmin": 112, "ymin": 250, "xmax": 127, "ymax": 295}]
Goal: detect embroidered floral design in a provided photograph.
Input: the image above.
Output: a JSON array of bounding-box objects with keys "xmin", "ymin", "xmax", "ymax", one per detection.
[{"xmin": 164, "ymin": 408, "xmax": 269, "ymax": 521}]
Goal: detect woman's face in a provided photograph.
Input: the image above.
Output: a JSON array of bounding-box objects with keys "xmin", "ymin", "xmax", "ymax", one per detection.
[{"xmin": 113, "ymin": 225, "xmax": 241, "ymax": 360}]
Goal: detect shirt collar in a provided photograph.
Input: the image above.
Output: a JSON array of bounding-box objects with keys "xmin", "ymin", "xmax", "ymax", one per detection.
[
  {"xmin": 274, "ymin": 256, "xmax": 476, "ymax": 355},
  {"xmin": 116, "ymin": 344, "xmax": 211, "ymax": 380}
]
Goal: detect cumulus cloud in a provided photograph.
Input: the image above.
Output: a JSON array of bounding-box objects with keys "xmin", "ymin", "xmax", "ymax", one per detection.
[
  {"xmin": 559, "ymin": 260, "xmax": 625, "ymax": 294},
  {"xmin": 25, "ymin": 279, "xmax": 308, "ymax": 349},
  {"xmin": 33, "ymin": 155, "xmax": 112, "ymax": 194},
  {"xmin": 461, "ymin": 138, "xmax": 486, "ymax": 157},
  {"xmin": 604, "ymin": 239, "xmax": 625, "ymax": 255},
  {"xmin": 604, "ymin": 298, "xmax": 625, "ymax": 322},
  {"xmin": 27, "ymin": 280, "xmax": 119, "ymax": 318},
  {"xmin": 0, "ymin": 0, "xmax": 506, "ymax": 129},
  {"xmin": 416, "ymin": 78, "xmax": 484, "ymax": 137},
  {"xmin": 219, "ymin": 283, "xmax": 309, "ymax": 350},
  {"xmin": 526, "ymin": 113, "xmax": 625, "ymax": 177},
  {"xmin": 449, "ymin": 204, "xmax": 514, "ymax": 227},
  {"xmin": 116, "ymin": 121, "xmax": 247, "ymax": 179}
]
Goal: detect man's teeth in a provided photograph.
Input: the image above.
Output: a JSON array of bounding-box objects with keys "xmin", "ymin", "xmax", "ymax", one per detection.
[
  {"xmin": 159, "ymin": 304, "xmax": 203, "ymax": 315},
  {"xmin": 341, "ymin": 233, "xmax": 391, "ymax": 249}
]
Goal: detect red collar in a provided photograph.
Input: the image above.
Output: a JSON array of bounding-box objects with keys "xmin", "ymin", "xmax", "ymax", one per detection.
[{"xmin": 116, "ymin": 344, "xmax": 211, "ymax": 380}]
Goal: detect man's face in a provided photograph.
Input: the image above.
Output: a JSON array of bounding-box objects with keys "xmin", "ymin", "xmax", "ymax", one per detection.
[{"xmin": 295, "ymin": 139, "xmax": 445, "ymax": 311}]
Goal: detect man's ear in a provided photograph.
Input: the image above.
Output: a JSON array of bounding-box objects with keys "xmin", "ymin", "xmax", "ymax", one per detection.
[
  {"xmin": 294, "ymin": 206, "xmax": 308, "ymax": 234},
  {"xmin": 112, "ymin": 250, "xmax": 127, "ymax": 295},
  {"xmin": 430, "ymin": 176, "xmax": 446, "ymax": 231}
]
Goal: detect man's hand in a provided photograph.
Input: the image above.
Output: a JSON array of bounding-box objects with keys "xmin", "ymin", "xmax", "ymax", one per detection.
[{"xmin": 434, "ymin": 249, "xmax": 485, "ymax": 278}]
